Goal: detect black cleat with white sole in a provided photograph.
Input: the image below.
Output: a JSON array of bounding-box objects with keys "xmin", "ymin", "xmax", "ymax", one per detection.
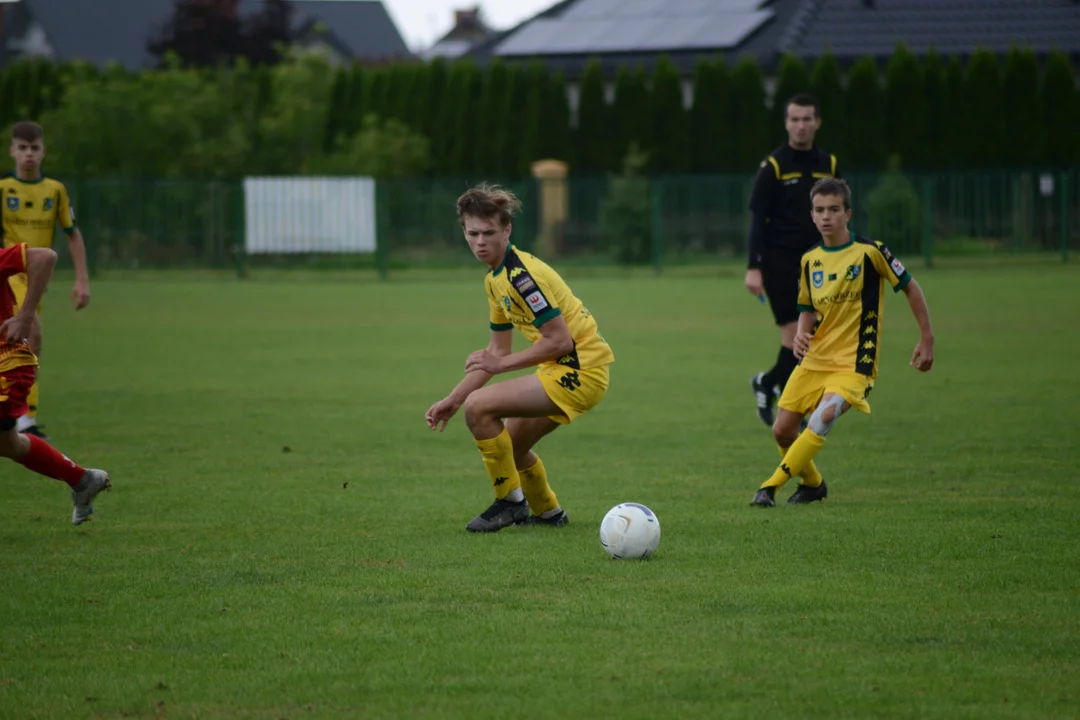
[
  {"xmin": 466, "ymin": 498, "xmax": 529, "ymax": 532},
  {"xmin": 750, "ymin": 373, "xmax": 777, "ymax": 427}
]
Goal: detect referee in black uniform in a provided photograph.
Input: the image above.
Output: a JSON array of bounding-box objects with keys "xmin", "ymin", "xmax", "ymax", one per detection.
[{"xmin": 745, "ymin": 93, "xmax": 839, "ymax": 427}]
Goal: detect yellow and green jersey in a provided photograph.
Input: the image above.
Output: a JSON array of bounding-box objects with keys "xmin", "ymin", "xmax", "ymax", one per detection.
[
  {"xmin": 485, "ymin": 245, "xmax": 614, "ymax": 370},
  {"xmin": 797, "ymin": 232, "xmax": 912, "ymax": 379}
]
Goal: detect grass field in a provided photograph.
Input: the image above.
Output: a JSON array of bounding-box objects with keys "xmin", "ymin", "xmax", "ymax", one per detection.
[{"xmin": 2, "ymin": 261, "xmax": 1079, "ymax": 719}]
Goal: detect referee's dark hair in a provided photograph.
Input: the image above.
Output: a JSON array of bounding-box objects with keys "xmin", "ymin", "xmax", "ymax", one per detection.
[{"xmin": 785, "ymin": 93, "xmax": 820, "ymax": 118}]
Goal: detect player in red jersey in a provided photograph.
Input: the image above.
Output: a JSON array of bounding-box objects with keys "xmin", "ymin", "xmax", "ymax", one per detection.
[{"xmin": 0, "ymin": 243, "xmax": 111, "ymax": 525}]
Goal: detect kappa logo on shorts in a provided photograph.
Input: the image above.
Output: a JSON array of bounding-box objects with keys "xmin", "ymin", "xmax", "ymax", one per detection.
[
  {"xmin": 557, "ymin": 371, "xmax": 581, "ymax": 392},
  {"xmin": 812, "ymin": 270, "xmax": 824, "ymax": 289}
]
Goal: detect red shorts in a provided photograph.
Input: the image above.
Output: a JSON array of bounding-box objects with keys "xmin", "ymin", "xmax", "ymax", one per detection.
[{"xmin": 0, "ymin": 365, "xmax": 35, "ymax": 423}]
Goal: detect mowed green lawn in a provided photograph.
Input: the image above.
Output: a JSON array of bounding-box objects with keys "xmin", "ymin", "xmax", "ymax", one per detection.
[{"xmin": 1, "ymin": 262, "xmax": 1078, "ymax": 719}]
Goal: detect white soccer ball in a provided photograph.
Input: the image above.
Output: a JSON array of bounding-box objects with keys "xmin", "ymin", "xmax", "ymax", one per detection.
[{"xmin": 599, "ymin": 502, "xmax": 661, "ymax": 560}]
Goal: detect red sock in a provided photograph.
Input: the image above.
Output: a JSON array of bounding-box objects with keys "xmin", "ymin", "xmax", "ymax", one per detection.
[{"xmin": 16, "ymin": 434, "xmax": 86, "ymax": 488}]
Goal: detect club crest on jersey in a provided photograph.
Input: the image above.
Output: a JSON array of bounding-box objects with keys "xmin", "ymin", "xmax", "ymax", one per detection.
[
  {"xmin": 502, "ymin": 296, "xmax": 511, "ymax": 312},
  {"xmin": 44, "ymin": 197, "xmax": 53, "ymax": 211},
  {"xmin": 845, "ymin": 264, "xmax": 862, "ymax": 281},
  {"xmin": 812, "ymin": 270, "xmax": 824, "ymax": 289},
  {"xmin": 6, "ymin": 196, "xmax": 18, "ymax": 211}
]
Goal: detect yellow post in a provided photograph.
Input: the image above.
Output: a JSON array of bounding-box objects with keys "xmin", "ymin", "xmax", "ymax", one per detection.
[{"xmin": 530, "ymin": 159, "xmax": 569, "ymax": 257}]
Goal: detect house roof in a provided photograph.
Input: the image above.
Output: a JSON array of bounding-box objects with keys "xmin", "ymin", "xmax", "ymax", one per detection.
[
  {"xmin": 19, "ymin": 0, "xmax": 177, "ymax": 68},
  {"xmin": 782, "ymin": 0, "xmax": 1080, "ymax": 60},
  {"xmin": 423, "ymin": 8, "xmax": 496, "ymax": 60},
  {"xmin": 468, "ymin": 0, "xmax": 805, "ymax": 78},
  {"xmin": 285, "ymin": 0, "xmax": 410, "ymax": 62},
  {"xmin": 10, "ymin": 0, "xmax": 408, "ymax": 69},
  {"xmin": 467, "ymin": 0, "xmax": 1080, "ymax": 77}
]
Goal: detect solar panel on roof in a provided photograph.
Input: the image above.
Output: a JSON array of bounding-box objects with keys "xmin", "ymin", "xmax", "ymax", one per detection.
[
  {"xmin": 562, "ymin": 0, "xmax": 624, "ymax": 21},
  {"xmin": 545, "ymin": 20, "xmax": 615, "ymax": 53},
  {"xmin": 587, "ymin": 19, "xmax": 656, "ymax": 52},
  {"xmin": 685, "ymin": 11, "xmax": 772, "ymax": 48},
  {"xmin": 496, "ymin": 8, "xmax": 774, "ymax": 55},
  {"xmin": 644, "ymin": 17, "xmax": 709, "ymax": 48}
]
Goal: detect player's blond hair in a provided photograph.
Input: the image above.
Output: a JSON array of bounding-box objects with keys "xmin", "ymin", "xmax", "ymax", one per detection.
[
  {"xmin": 457, "ymin": 183, "xmax": 522, "ymax": 228},
  {"xmin": 810, "ymin": 177, "xmax": 852, "ymax": 210}
]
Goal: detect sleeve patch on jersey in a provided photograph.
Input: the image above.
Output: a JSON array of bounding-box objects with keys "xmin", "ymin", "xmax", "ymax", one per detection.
[
  {"xmin": 890, "ymin": 257, "xmax": 906, "ymax": 276},
  {"xmin": 524, "ymin": 290, "xmax": 548, "ymax": 313},
  {"xmin": 513, "ymin": 275, "xmax": 536, "ymax": 294}
]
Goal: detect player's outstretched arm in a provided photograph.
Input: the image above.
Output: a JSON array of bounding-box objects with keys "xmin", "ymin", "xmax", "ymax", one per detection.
[
  {"xmin": 68, "ymin": 229, "xmax": 91, "ymax": 310},
  {"xmin": 426, "ymin": 330, "xmax": 512, "ymax": 431},
  {"xmin": 0, "ymin": 247, "xmax": 56, "ymax": 342},
  {"xmin": 466, "ymin": 314, "xmax": 574, "ymax": 375},
  {"xmin": 902, "ymin": 279, "xmax": 935, "ymax": 372},
  {"xmin": 792, "ymin": 311, "xmax": 817, "ymax": 359}
]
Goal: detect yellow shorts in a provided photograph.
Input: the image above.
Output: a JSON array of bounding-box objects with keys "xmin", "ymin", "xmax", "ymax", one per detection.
[
  {"xmin": 536, "ymin": 363, "xmax": 610, "ymax": 425},
  {"xmin": 778, "ymin": 366, "xmax": 874, "ymax": 416},
  {"xmin": 8, "ymin": 273, "xmax": 43, "ymax": 315}
]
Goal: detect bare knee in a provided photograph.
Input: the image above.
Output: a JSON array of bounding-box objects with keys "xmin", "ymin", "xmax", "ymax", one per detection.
[
  {"xmin": 463, "ymin": 393, "xmax": 497, "ymax": 433},
  {"xmin": 463, "ymin": 395, "xmax": 482, "ymax": 431},
  {"xmin": 773, "ymin": 422, "xmax": 799, "ymax": 448}
]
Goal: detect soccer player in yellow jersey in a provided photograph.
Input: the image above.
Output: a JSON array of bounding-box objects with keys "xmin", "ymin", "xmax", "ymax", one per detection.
[
  {"xmin": 425, "ymin": 184, "xmax": 615, "ymax": 532},
  {"xmin": 751, "ymin": 178, "xmax": 935, "ymax": 507},
  {"xmin": 0, "ymin": 121, "xmax": 92, "ymax": 439}
]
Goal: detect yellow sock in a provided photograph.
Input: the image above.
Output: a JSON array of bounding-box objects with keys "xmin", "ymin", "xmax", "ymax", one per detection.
[
  {"xmin": 475, "ymin": 428, "xmax": 521, "ymax": 500},
  {"xmin": 519, "ymin": 456, "xmax": 559, "ymax": 515},
  {"xmin": 776, "ymin": 444, "xmax": 823, "ymax": 488},
  {"xmin": 762, "ymin": 430, "xmax": 826, "ymax": 489},
  {"xmin": 27, "ymin": 380, "xmax": 38, "ymax": 420}
]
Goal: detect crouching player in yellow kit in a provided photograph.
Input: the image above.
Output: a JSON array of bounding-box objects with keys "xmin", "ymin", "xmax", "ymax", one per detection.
[
  {"xmin": 425, "ymin": 184, "xmax": 614, "ymax": 532},
  {"xmin": 751, "ymin": 178, "xmax": 935, "ymax": 507},
  {"xmin": 1, "ymin": 122, "xmax": 92, "ymax": 439}
]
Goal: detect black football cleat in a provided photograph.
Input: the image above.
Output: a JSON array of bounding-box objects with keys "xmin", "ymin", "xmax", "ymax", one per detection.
[
  {"xmin": 523, "ymin": 510, "xmax": 570, "ymax": 527},
  {"xmin": 750, "ymin": 487, "xmax": 776, "ymax": 507},
  {"xmin": 750, "ymin": 373, "xmax": 777, "ymax": 427},
  {"xmin": 786, "ymin": 480, "xmax": 828, "ymax": 505},
  {"xmin": 466, "ymin": 498, "xmax": 529, "ymax": 532}
]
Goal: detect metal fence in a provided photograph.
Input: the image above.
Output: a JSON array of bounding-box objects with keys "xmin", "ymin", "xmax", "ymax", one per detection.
[{"xmin": 54, "ymin": 169, "xmax": 1077, "ymax": 277}]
